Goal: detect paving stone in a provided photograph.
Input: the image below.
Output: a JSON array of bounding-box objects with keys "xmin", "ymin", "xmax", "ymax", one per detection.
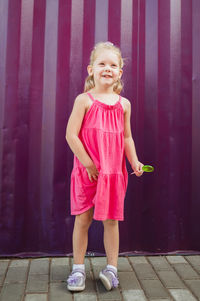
[
  {"xmin": 91, "ymin": 257, "xmax": 107, "ymax": 267},
  {"xmin": 95, "ymin": 279, "xmax": 121, "ymax": 300},
  {"xmin": 79, "ymin": 269, "xmax": 96, "ymax": 294},
  {"xmin": 29, "ymin": 259, "xmax": 49, "ymax": 275},
  {"xmin": 141, "ymin": 279, "xmax": 169, "ymax": 299},
  {"xmin": 149, "ymin": 299, "xmax": 171, "ymax": 301},
  {"xmin": 132, "ymin": 263, "xmax": 158, "ymax": 280},
  {"xmin": 50, "ymin": 257, "xmax": 70, "ymax": 282},
  {"xmin": 148, "ymin": 256, "xmax": 173, "ymax": 271},
  {"xmin": 51, "ymin": 258, "xmax": 69, "ymax": 266},
  {"xmin": 0, "ymin": 260, "xmax": 9, "ymax": 274},
  {"xmin": 185, "ymin": 280, "xmax": 200, "ymax": 299},
  {"xmin": 185, "ymin": 256, "xmax": 200, "ymax": 274},
  {"xmin": 26, "ymin": 274, "xmax": 48, "ymax": 292},
  {"xmin": 185, "ymin": 256, "xmax": 200, "ymax": 266},
  {"xmin": 166, "ymin": 256, "xmax": 187, "ymax": 264},
  {"xmin": 173, "ymin": 263, "xmax": 199, "ymax": 280},
  {"xmin": 10, "ymin": 259, "xmax": 29, "ymax": 267},
  {"xmin": 118, "ymin": 272, "xmax": 141, "ymax": 290},
  {"xmin": 91, "ymin": 265, "xmax": 101, "ymax": 281},
  {"xmin": 0, "ymin": 283, "xmax": 25, "ymax": 301},
  {"xmin": 118, "ymin": 257, "xmax": 132, "ymax": 271},
  {"xmin": 122, "ymin": 289, "xmax": 147, "ymax": 301},
  {"xmin": 191, "ymin": 265, "xmax": 200, "ymax": 275},
  {"xmin": 74, "ymin": 294, "xmax": 97, "ymax": 301},
  {"xmin": 4, "ymin": 266, "xmax": 28, "ymax": 283},
  {"xmin": 157, "ymin": 270, "xmax": 185, "ymax": 288},
  {"xmin": 91, "ymin": 258, "xmax": 107, "ymax": 280},
  {"xmin": 169, "ymin": 288, "xmax": 197, "ymax": 301},
  {"xmin": 24, "ymin": 293, "xmax": 47, "ymax": 301},
  {"xmin": 129, "ymin": 257, "xmax": 148, "ymax": 264},
  {"xmin": 1, "ymin": 255, "xmax": 200, "ymax": 301},
  {"xmin": 49, "ymin": 282, "xmax": 73, "ymax": 301},
  {"xmin": 0, "ymin": 261, "xmax": 9, "ymax": 286}
]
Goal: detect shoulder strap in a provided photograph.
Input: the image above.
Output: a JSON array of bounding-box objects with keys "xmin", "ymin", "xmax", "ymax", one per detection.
[
  {"xmin": 119, "ymin": 95, "xmax": 122, "ymax": 103},
  {"xmin": 87, "ymin": 92, "xmax": 95, "ymax": 102}
]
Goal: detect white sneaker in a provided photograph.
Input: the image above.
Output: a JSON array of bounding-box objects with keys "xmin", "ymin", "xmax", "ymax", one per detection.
[
  {"xmin": 66, "ymin": 269, "xmax": 86, "ymax": 291},
  {"xmin": 99, "ymin": 267, "xmax": 119, "ymax": 291}
]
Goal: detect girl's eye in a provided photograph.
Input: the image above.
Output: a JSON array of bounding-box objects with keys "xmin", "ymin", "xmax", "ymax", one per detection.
[{"xmin": 98, "ymin": 63, "xmax": 117, "ymax": 67}]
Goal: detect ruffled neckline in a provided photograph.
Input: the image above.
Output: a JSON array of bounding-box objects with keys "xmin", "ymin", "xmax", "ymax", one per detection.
[{"xmin": 93, "ymin": 97, "xmax": 121, "ymax": 110}]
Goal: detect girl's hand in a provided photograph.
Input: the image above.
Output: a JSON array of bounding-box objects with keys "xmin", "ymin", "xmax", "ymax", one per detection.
[
  {"xmin": 85, "ymin": 162, "xmax": 99, "ymax": 182},
  {"xmin": 131, "ymin": 161, "xmax": 144, "ymax": 177}
]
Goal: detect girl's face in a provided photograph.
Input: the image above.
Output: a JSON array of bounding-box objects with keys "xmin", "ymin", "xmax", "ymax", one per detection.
[{"xmin": 87, "ymin": 49, "xmax": 123, "ymax": 89}]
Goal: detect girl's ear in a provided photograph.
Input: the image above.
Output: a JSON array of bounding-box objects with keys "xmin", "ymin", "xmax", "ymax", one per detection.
[
  {"xmin": 119, "ymin": 68, "xmax": 123, "ymax": 79},
  {"xmin": 87, "ymin": 65, "xmax": 93, "ymax": 76}
]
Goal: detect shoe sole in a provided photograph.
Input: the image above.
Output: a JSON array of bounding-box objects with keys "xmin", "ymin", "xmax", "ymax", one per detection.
[
  {"xmin": 67, "ymin": 284, "xmax": 85, "ymax": 292},
  {"xmin": 99, "ymin": 271, "xmax": 111, "ymax": 291}
]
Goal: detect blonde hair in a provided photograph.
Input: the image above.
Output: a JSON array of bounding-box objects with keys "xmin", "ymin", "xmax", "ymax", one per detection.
[{"xmin": 84, "ymin": 42, "xmax": 124, "ymax": 94}]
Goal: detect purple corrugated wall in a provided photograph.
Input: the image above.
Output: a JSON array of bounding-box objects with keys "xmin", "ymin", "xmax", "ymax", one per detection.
[{"xmin": 0, "ymin": 0, "xmax": 200, "ymax": 257}]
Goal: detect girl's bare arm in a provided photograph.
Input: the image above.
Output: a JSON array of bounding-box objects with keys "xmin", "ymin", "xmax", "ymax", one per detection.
[
  {"xmin": 123, "ymin": 98, "xmax": 143, "ymax": 176},
  {"xmin": 66, "ymin": 94, "xmax": 93, "ymax": 168},
  {"xmin": 123, "ymin": 99, "xmax": 138, "ymax": 164}
]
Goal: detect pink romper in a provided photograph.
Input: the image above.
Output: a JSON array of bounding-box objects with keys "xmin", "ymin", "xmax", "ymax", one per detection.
[{"xmin": 70, "ymin": 92, "xmax": 128, "ymax": 221}]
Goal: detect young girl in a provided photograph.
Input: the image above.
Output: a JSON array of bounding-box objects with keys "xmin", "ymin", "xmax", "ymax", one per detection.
[{"xmin": 65, "ymin": 41, "xmax": 144, "ymax": 292}]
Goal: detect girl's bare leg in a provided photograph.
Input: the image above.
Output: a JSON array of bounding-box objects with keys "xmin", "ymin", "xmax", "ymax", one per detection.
[
  {"xmin": 102, "ymin": 219, "xmax": 119, "ymax": 267},
  {"xmin": 73, "ymin": 207, "xmax": 94, "ymax": 264}
]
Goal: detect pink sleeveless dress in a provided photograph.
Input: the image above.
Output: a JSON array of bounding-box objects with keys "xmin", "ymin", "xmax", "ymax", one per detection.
[{"xmin": 70, "ymin": 92, "xmax": 128, "ymax": 221}]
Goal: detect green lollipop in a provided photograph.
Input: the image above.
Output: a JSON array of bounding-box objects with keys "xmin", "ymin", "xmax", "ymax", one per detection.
[
  {"xmin": 130, "ymin": 165, "xmax": 154, "ymax": 175},
  {"xmin": 142, "ymin": 165, "xmax": 154, "ymax": 172}
]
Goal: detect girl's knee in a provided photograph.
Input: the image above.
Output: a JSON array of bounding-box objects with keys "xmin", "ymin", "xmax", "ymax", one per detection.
[
  {"xmin": 75, "ymin": 209, "xmax": 93, "ymax": 228},
  {"xmin": 103, "ymin": 219, "xmax": 118, "ymax": 227}
]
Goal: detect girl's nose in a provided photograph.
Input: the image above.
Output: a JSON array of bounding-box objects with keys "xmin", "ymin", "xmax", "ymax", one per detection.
[{"xmin": 105, "ymin": 65, "xmax": 111, "ymax": 72}]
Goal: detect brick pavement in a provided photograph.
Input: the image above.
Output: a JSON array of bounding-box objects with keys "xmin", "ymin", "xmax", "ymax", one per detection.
[{"xmin": 0, "ymin": 255, "xmax": 200, "ymax": 301}]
